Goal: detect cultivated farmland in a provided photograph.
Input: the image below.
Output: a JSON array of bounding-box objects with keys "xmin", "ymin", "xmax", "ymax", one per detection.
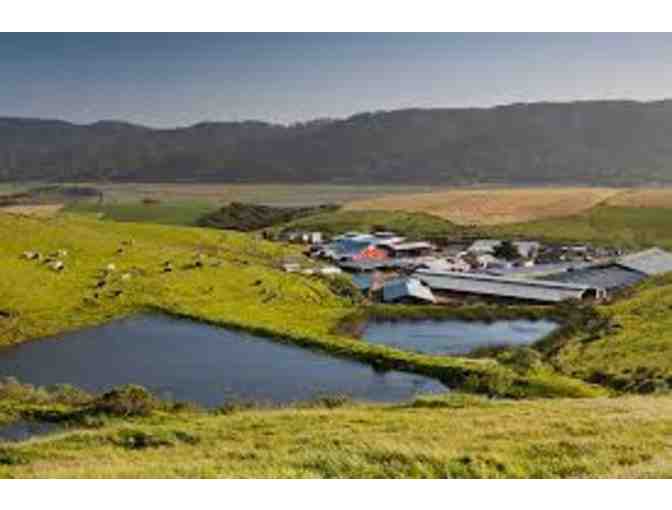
[{"xmin": 345, "ymin": 187, "xmax": 624, "ymax": 225}]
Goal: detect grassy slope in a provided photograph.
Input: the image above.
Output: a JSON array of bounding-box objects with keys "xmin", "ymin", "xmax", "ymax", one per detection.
[
  {"xmin": 65, "ymin": 200, "xmax": 219, "ymax": 226},
  {"xmin": 553, "ymin": 275, "xmax": 672, "ymax": 386},
  {"xmin": 488, "ymin": 206, "xmax": 672, "ymax": 250},
  {"xmin": 272, "ymin": 209, "xmax": 466, "ymax": 240},
  {"xmin": 0, "ymin": 212, "xmax": 596, "ymax": 398},
  {"xmin": 1, "ymin": 394, "xmax": 671, "ymax": 478}
]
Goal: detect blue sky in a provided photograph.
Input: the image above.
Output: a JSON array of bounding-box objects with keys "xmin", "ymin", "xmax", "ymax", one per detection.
[{"xmin": 2, "ymin": 33, "xmax": 672, "ymax": 127}]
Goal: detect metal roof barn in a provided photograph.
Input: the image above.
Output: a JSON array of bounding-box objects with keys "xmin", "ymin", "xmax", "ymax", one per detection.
[
  {"xmin": 383, "ymin": 278, "xmax": 436, "ymax": 304},
  {"xmin": 541, "ymin": 264, "xmax": 646, "ymax": 290},
  {"xmin": 616, "ymin": 248, "xmax": 672, "ymax": 276},
  {"xmin": 416, "ymin": 271, "xmax": 603, "ymax": 303}
]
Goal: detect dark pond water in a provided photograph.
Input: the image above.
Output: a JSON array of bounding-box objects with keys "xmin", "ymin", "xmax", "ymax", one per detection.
[
  {"xmin": 0, "ymin": 420, "xmax": 61, "ymax": 443},
  {"xmin": 0, "ymin": 315, "xmax": 446, "ymax": 407},
  {"xmin": 363, "ymin": 319, "xmax": 558, "ymax": 356}
]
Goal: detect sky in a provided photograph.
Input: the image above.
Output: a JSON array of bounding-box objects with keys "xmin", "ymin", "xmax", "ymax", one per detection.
[{"xmin": 3, "ymin": 33, "xmax": 672, "ymax": 127}]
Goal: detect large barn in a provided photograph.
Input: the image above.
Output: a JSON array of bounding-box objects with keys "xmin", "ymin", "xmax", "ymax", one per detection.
[
  {"xmin": 415, "ymin": 271, "xmax": 606, "ymax": 304},
  {"xmin": 541, "ymin": 248, "xmax": 672, "ymax": 291}
]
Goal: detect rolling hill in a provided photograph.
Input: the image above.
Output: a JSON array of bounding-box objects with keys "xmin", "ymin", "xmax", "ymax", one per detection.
[{"xmin": 5, "ymin": 100, "xmax": 672, "ymax": 184}]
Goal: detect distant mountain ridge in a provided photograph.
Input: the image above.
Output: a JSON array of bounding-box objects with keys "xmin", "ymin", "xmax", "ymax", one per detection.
[{"xmin": 4, "ymin": 99, "xmax": 672, "ymax": 184}]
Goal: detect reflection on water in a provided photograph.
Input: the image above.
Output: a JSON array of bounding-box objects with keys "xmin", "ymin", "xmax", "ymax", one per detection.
[{"xmin": 363, "ymin": 319, "xmax": 558, "ymax": 355}]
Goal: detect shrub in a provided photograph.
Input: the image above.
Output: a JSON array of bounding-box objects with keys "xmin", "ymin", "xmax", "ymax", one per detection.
[
  {"xmin": 0, "ymin": 448, "xmax": 30, "ymax": 466},
  {"xmin": 114, "ymin": 429, "xmax": 172, "ymax": 450},
  {"xmin": 497, "ymin": 347, "xmax": 544, "ymax": 374},
  {"xmin": 91, "ymin": 385, "xmax": 160, "ymax": 417}
]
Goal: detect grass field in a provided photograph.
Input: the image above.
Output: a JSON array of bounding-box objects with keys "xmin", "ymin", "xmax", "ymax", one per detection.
[
  {"xmin": 345, "ymin": 187, "xmax": 623, "ymax": 225},
  {"xmin": 488, "ymin": 206, "xmax": 672, "ymax": 250},
  {"xmin": 58, "ymin": 184, "xmax": 448, "ymax": 227},
  {"xmin": 552, "ymin": 274, "xmax": 672, "ymax": 390},
  {"xmin": 65, "ymin": 200, "xmax": 219, "ymax": 226},
  {"xmin": 271, "ymin": 209, "xmax": 467, "ymax": 240},
  {"xmin": 605, "ymin": 188, "xmax": 672, "ymax": 208},
  {"xmin": 1, "ymin": 390, "xmax": 671, "ymax": 478},
  {"xmin": 74, "ymin": 183, "xmax": 442, "ymax": 207},
  {"xmin": 0, "ymin": 204, "xmax": 64, "ymax": 218}
]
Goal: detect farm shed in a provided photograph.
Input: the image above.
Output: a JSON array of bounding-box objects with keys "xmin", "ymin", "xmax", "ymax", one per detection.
[
  {"xmin": 323, "ymin": 237, "xmax": 388, "ymax": 262},
  {"xmin": 382, "ymin": 278, "xmax": 436, "ymax": 304},
  {"xmin": 416, "ymin": 257, "xmax": 471, "ymax": 273},
  {"xmin": 380, "ymin": 241, "xmax": 434, "ymax": 258},
  {"xmin": 415, "ymin": 271, "xmax": 605, "ymax": 303},
  {"xmin": 486, "ymin": 262, "xmax": 594, "ymax": 279},
  {"xmin": 541, "ymin": 264, "xmax": 647, "ymax": 290},
  {"xmin": 615, "ymin": 247, "xmax": 672, "ymax": 276}
]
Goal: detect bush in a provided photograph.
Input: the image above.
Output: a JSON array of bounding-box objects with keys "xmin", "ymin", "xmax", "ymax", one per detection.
[
  {"xmin": 497, "ymin": 347, "xmax": 544, "ymax": 374},
  {"xmin": 0, "ymin": 448, "xmax": 30, "ymax": 466},
  {"xmin": 114, "ymin": 429, "xmax": 172, "ymax": 449},
  {"xmin": 91, "ymin": 385, "xmax": 160, "ymax": 417}
]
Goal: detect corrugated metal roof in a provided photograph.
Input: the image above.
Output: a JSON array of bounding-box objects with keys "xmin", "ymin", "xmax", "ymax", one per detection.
[
  {"xmin": 387, "ymin": 242, "xmax": 434, "ymax": 251},
  {"xmin": 616, "ymin": 248, "xmax": 672, "ymax": 276},
  {"xmin": 383, "ymin": 278, "xmax": 436, "ymax": 303},
  {"xmin": 541, "ymin": 264, "xmax": 646, "ymax": 290},
  {"xmin": 415, "ymin": 271, "xmax": 597, "ymax": 303},
  {"xmin": 485, "ymin": 262, "xmax": 593, "ymax": 278}
]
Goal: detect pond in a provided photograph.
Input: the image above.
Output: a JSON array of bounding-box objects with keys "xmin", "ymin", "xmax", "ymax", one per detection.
[
  {"xmin": 0, "ymin": 315, "xmax": 446, "ymax": 407},
  {"xmin": 363, "ymin": 319, "xmax": 559, "ymax": 356}
]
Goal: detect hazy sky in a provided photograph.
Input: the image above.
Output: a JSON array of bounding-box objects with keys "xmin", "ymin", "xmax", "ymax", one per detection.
[{"xmin": 3, "ymin": 33, "xmax": 672, "ymax": 127}]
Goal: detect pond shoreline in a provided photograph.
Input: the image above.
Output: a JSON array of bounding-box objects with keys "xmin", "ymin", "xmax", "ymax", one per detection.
[{"xmin": 1, "ymin": 301, "xmax": 607, "ymax": 400}]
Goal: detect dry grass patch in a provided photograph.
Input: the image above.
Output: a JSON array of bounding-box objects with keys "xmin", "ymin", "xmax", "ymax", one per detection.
[
  {"xmin": 605, "ymin": 188, "xmax": 672, "ymax": 209},
  {"xmin": 345, "ymin": 188, "xmax": 622, "ymax": 225},
  {"xmin": 0, "ymin": 204, "xmax": 64, "ymax": 218}
]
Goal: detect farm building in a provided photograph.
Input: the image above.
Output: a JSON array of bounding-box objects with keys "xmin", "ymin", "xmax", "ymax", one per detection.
[
  {"xmin": 541, "ymin": 248, "xmax": 672, "ymax": 290},
  {"xmin": 415, "ymin": 271, "xmax": 606, "ymax": 304},
  {"xmin": 615, "ymin": 247, "xmax": 672, "ymax": 275},
  {"xmin": 322, "ymin": 236, "xmax": 388, "ymax": 262},
  {"xmin": 486, "ymin": 262, "xmax": 595, "ymax": 279},
  {"xmin": 379, "ymin": 241, "xmax": 434, "ymax": 258},
  {"xmin": 541, "ymin": 264, "xmax": 646, "ymax": 290},
  {"xmin": 382, "ymin": 278, "xmax": 436, "ymax": 304},
  {"xmin": 416, "ymin": 257, "xmax": 471, "ymax": 273}
]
